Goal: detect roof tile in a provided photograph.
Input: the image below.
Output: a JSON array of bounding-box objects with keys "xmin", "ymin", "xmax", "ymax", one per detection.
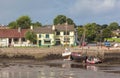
[{"xmin": 0, "ymin": 29, "xmax": 28, "ymax": 38}]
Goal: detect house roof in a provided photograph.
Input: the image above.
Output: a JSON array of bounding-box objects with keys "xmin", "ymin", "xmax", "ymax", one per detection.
[
  {"xmin": 0, "ymin": 29, "xmax": 28, "ymax": 38},
  {"xmin": 33, "ymin": 24, "xmax": 74, "ymax": 34},
  {"xmin": 55, "ymin": 24, "xmax": 74, "ymax": 31},
  {"xmin": 33, "ymin": 26, "xmax": 54, "ymax": 34}
]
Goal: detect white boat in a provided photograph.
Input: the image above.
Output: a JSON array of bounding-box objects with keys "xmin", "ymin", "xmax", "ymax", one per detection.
[{"xmin": 62, "ymin": 48, "xmax": 71, "ymax": 60}]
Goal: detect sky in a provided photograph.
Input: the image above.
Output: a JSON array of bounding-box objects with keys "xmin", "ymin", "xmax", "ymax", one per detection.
[{"xmin": 0, "ymin": 0, "xmax": 120, "ymax": 26}]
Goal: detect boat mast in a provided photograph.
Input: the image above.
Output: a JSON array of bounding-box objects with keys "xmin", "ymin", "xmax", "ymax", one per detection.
[
  {"xmin": 81, "ymin": 26, "xmax": 86, "ymax": 52},
  {"xmin": 65, "ymin": 17, "xmax": 68, "ymax": 47}
]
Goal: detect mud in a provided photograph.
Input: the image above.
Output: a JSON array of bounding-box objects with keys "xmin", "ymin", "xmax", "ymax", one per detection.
[
  {"xmin": 0, "ymin": 59, "xmax": 119, "ymax": 78},
  {"xmin": 103, "ymin": 52, "xmax": 120, "ymax": 64}
]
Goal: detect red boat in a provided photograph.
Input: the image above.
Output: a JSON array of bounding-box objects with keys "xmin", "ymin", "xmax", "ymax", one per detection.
[
  {"xmin": 86, "ymin": 56, "xmax": 102, "ymax": 64},
  {"xmin": 70, "ymin": 52, "xmax": 87, "ymax": 62}
]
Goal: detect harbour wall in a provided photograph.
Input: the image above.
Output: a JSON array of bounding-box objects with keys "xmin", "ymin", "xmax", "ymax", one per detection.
[{"xmin": 0, "ymin": 46, "xmax": 120, "ymax": 62}]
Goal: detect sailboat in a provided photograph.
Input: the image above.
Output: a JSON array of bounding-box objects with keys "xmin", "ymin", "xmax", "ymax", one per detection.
[
  {"xmin": 62, "ymin": 48, "xmax": 71, "ymax": 60},
  {"xmin": 62, "ymin": 21, "xmax": 72, "ymax": 60},
  {"xmin": 70, "ymin": 26, "xmax": 87, "ymax": 62}
]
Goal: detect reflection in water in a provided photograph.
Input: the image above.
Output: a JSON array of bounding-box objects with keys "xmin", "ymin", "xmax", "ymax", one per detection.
[
  {"xmin": 0, "ymin": 71, "xmax": 56, "ymax": 78},
  {"xmin": 61, "ymin": 63, "xmax": 98, "ymax": 71},
  {"xmin": 0, "ymin": 61, "xmax": 119, "ymax": 78},
  {"xmin": 0, "ymin": 69, "xmax": 75, "ymax": 78},
  {"xmin": 72, "ymin": 64, "xmax": 99, "ymax": 71},
  {"xmin": 86, "ymin": 65, "xmax": 98, "ymax": 71}
]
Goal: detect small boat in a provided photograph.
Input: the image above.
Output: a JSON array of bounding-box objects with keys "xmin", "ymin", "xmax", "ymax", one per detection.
[
  {"xmin": 86, "ymin": 56, "xmax": 102, "ymax": 64},
  {"xmin": 70, "ymin": 52, "xmax": 87, "ymax": 62},
  {"xmin": 70, "ymin": 26, "xmax": 87, "ymax": 62},
  {"xmin": 62, "ymin": 48, "xmax": 71, "ymax": 60}
]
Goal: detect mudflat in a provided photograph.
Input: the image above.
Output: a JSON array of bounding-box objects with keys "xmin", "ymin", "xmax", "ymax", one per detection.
[{"xmin": 0, "ymin": 59, "xmax": 120, "ymax": 78}]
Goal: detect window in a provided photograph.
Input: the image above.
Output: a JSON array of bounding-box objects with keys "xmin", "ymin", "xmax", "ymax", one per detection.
[
  {"xmin": 39, "ymin": 34, "xmax": 41, "ymax": 38},
  {"xmin": 14, "ymin": 38, "xmax": 18, "ymax": 43},
  {"xmin": 46, "ymin": 34, "xmax": 49, "ymax": 38},
  {"xmin": 64, "ymin": 37, "xmax": 70, "ymax": 42},
  {"xmin": 14, "ymin": 38, "xmax": 18, "ymax": 42},
  {"xmin": 44, "ymin": 40, "xmax": 51, "ymax": 44},
  {"xmin": 56, "ymin": 31, "xmax": 60, "ymax": 35},
  {"xmin": 22, "ymin": 38, "xmax": 25, "ymax": 41},
  {"xmin": 64, "ymin": 31, "xmax": 69, "ymax": 35}
]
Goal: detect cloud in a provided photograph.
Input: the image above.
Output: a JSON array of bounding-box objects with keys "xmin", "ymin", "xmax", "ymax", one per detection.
[{"xmin": 69, "ymin": 0, "xmax": 119, "ymax": 15}]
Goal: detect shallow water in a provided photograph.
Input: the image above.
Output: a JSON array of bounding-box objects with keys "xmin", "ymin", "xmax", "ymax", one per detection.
[{"xmin": 0, "ymin": 60, "xmax": 119, "ymax": 78}]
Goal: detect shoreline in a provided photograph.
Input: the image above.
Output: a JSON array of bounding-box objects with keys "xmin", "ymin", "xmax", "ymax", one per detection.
[{"xmin": 0, "ymin": 46, "xmax": 120, "ymax": 64}]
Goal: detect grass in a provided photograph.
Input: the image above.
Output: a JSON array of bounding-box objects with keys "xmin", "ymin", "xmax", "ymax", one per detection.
[{"xmin": 105, "ymin": 38, "xmax": 120, "ymax": 43}]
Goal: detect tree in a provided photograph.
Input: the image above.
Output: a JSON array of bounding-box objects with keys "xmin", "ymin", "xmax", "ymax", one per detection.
[
  {"xmin": 77, "ymin": 26, "xmax": 84, "ymax": 39},
  {"xmin": 84, "ymin": 23, "xmax": 98, "ymax": 42},
  {"xmin": 8, "ymin": 21, "xmax": 18, "ymax": 29},
  {"xmin": 102, "ymin": 28, "xmax": 112, "ymax": 38},
  {"xmin": 53, "ymin": 15, "xmax": 75, "ymax": 25},
  {"xmin": 8, "ymin": 15, "xmax": 42, "ymax": 29},
  {"xmin": 107, "ymin": 22, "xmax": 119, "ymax": 30},
  {"xmin": 25, "ymin": 30, "xmax": 36, "ymax": 43},
  {"xmin": 16, "ymin": 16, "xmax": 31, "ymax": 29},
  {"xmin": 31, "ymin": 21, "xmax": 42, "ymax": 28},
  {"xmin": 101, "ymin": 24, "xmax": 108, "ymax": 29},
  {"xmin": 66, "ymin": 18, "xmax": 75, "ymax": 25}
]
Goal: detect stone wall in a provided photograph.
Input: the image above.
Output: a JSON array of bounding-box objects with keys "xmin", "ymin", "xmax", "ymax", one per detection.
[
  {"xmin": 0, "ymin": 46, "xmax": 120, "ymax": 61},
  {"xmin": 0, "ymin": 47, "xmax": 64, "ymax": 59}
]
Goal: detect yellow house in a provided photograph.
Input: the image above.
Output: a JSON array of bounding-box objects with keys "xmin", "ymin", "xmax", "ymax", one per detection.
[
  {"xmin": 53, "ymin": 24, "xmax": 75, "ymax": 46},
  {"xmin": 34, "ymin": 26, "xmax": 55, "ymax": 47},
  {"xmin": 33, "ymin": 24, "xmax": 75, "ymax": 47}
]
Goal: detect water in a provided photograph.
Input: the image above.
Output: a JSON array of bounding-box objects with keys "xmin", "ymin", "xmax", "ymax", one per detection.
[{"xmin": 0, "ymin": 60, "xmax": 119, "ymax": 78}]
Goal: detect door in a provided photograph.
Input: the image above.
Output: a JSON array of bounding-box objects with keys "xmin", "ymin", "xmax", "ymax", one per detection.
[{"xmin": 39, "ymin": 40, "xmax": 41, "ymax": 46}]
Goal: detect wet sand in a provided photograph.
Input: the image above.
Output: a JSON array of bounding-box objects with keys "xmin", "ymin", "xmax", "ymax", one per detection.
[
  {"xmin": 0, "ymin": 59, "xmax": 119, "ymax": 78},
  {"xmin": 0, "ymin": 47, "xmax": 120, "ymax": 78}
]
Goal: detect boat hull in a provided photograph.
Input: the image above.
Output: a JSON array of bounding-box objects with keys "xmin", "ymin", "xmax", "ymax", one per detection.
[
  {"xmin": 86, "ymin": 56, "xmax": 102, "ymax": 64},
  {"xmin": 62, "ymin": 52, "xmax": 71, "ymax": 60},
  {"xmin": 70, "ymin": 52, "xmax": 87, "ymax": 62}
]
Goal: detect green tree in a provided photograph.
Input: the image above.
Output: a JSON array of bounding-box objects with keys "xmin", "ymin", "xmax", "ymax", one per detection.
[
  {"xmin": 25, "ymin": 30, "xmax": 36, "ymax": 43},
  {"xmin": 16, "ymin": 16, "xmax": 31, "ymax": 29},
  {"xmin": 77, "ymin": 26, "xmax": 84, "ymax": 39},
  {"xmin": 107, "ymin": 22, "xmax": 119, "ymax": 30},
  {"xmin": 67, "ymin": 18, "xmax": 75, "ymax": 25},
  {"xmin": 8, "ymin": 21, "xmax": 18, "ymax": 29},
  {"xmin": 102, "ymin": 28, "xmax": 112, "ymax": 38},
  {"xmin": 85, "ymin": 23, "xmax": 98, "ymax": 42},
  {"xmin": 101, "ymin": 24, "xmax": 108, "ymax": 29},
  {"xmin": 53, "ymin": 15, "xmax": 75, "ymax": 25},
  {"xmin": 31, "ymin": 21, "xmax": 42, "ymax": 28}
]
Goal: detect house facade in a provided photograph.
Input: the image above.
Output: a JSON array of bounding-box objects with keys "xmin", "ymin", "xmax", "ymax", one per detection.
[
  {"xmin": 112, "ymin": 29, "xmax": 120, "ymax": 38},
  {"xmin": 53, "ymin": 24, "xmax": 75, "ymax": 46},
  {"xmin": 0, "ymin": 24, "xmax": 75, "ymax": 47},
  {"xmin": 33, "ymin": 24, "xmax": 75, "ymax": 47},
  {"xmin": 33, "ymin": 26, "xmax": 55, "ymax": 47},
  {"xmin": 0, "ymin": 29, "xmax": 28, "ymax": 47}
]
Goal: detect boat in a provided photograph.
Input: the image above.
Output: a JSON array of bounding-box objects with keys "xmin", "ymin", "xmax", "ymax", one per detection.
[
  {"xmin": 86, "ymin": 56, "xmax": 102, "ymax": 64},
  {"xmin": 62, "ymin": 20, "xmax": 72, "ymax": 60},
  {"xmin": 70, "ymin": 26, "xmax": 87, "ymax": 62},
  {"xmin": 70, "ymin": 52, "xmax": 87, "ymax": 62},
  {"xmin": 62, "ymin": 48, "xmax": 71, "ymax": 60}
]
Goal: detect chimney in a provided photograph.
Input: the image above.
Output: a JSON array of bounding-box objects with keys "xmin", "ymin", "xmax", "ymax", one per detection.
[
  {"xmin": 30, "ymin": 25, "xmax": 33, "ymax": 30},
  {"xmin": 65, "ymin": 22, "xmax": 68, "ymax": 25},
  {"xmin": 18, "ymin": 27, "xmax": 21, "ymax": 33},
  {"xmin": 52, "ymin": 25, "xmax": 55, "ymax": 30}
]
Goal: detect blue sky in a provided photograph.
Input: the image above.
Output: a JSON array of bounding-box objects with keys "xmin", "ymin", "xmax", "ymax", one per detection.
[{"xmin": 0, "ymin": 0, "xmax": 120, "ymax": 25}]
